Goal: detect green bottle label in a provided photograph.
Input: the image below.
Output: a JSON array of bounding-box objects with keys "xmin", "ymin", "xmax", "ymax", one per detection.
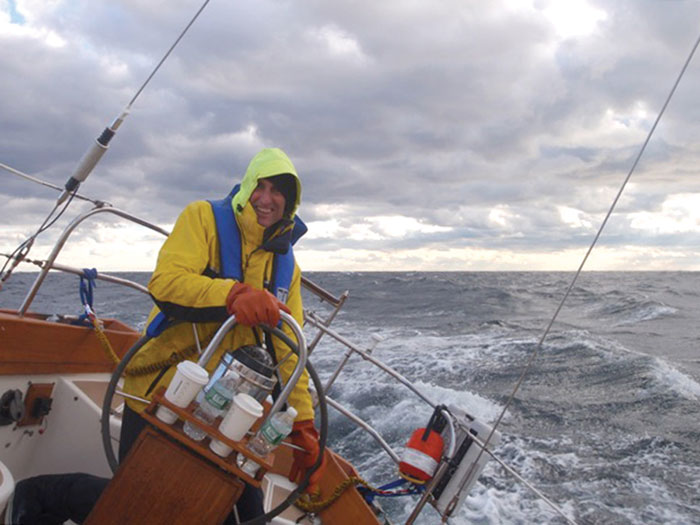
[
  {"xmin": 204, "ymin": 385, "xmax": 230, "ymax": 410},
  {"xmin": 260, "ymin": 420, "xmax": 285, "ymax": 446}
]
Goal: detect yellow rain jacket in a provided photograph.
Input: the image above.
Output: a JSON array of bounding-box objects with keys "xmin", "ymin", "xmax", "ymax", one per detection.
[{"xmin": 123, "ymin": 148, "xmax": 313, "ymax": 422}]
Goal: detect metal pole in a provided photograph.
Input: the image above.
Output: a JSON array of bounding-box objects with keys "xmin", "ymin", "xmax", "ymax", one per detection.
[
  {"xmin": 22, "ymin": 257, "xmax": 149, "ymax": 295},
  {"xmin": 306, "ymin": 290, "xmax": 348, "ymax": 353},
  {"xmin": 18, "ymin": 206, "xmax": 169, "ymax": 315},
  {"xmin": 305, "ymin": 315, "xmax": 436, "ymax": 408},
  {"xmin": 405, "ymin": 462, "xmax": 450, "ymax": 525},
  {"xmin": 196, "ymin": 311, "xmax": 308, "ymax": 422},
  {"xmin": 326, "ymin": 395, "xmax": 401, "ymax": 464},
  {"xmin": 322, "ymin": 327, "xmax": 382, "ymax": 395}
]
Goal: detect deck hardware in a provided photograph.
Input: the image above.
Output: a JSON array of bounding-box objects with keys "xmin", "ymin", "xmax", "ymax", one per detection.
[
  {"xmin": 0, "ymin": 389, "xmax": 24, "ymax": 426},
  {"xmin": 17, "ymin": 383, "xmax": 55, "ymax": 427}
]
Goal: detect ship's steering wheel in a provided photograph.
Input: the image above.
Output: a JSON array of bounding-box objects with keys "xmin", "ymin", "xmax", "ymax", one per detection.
[{"xmin": 100, "ymin": 315, "xmax": 328, "ymax": 525}]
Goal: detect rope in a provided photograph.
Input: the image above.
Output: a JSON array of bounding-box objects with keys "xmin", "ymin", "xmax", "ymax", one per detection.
[
  {"xmin": 87, "ymin": 311, "xmax": 122, "ymax": 365},
  {"xmin": 362, "ymin": 478, "xmax": 425, "ymax": 502},
  {"xmin": 86, "ymin": 306, "xmax": 200, "ymax": 376},
  {"xmin": 397, "ymin": 472, "xmax": 428, "ymax": 485},
  {"xmin": 294, "ymin": 477, "xmax": 366, "ymax": 513},
  {"xmin": 124, "ymin": 343, "xmax": 200, "ymax": 377},
  {"xmin": 74, "ymin": 269, "xmax": 202, "ymax": 376},
  {"xmin": 294, "ymin": 476, "xmax": 424, "ymax": 513},
  {"xmin": 79, "ymin": 268, "xmax": 98, "ymax": 311}
]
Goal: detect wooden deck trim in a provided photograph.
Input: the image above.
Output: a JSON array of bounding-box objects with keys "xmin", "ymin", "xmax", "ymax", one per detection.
[{"xmin": 0, "ymin": 309, "xmax": 140, "ymax": 375}]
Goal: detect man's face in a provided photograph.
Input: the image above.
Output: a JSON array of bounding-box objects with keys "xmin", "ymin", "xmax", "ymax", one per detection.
[{"xmin": 250, "ymin": 178, "xmax": 286, "ymax": 227}]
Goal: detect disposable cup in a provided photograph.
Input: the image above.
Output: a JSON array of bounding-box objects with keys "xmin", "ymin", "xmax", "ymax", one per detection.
[
  {"xmin": 209, "ymin": 393, "xmax": 263, "ymax": 457},
  {"xmin": 156, "ymin": 361, "xmax": 209, "ymax": 424}
]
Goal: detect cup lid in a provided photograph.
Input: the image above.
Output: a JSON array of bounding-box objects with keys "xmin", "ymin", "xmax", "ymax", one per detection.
[
  {"xmin": 234, "ymin": 392, "xmax": 264, "ymax": 417},
  {"xmin": 177, "ymin": 361, "xmax": 209, "ymax": 384}
]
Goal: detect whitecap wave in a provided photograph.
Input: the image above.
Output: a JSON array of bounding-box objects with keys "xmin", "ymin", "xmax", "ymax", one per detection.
[{"xmin": 651, "ymin": 358, "xmax": 700, "ymax": 399}]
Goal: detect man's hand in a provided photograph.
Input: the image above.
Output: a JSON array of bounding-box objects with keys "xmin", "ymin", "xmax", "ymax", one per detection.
[
  {"xmin": 226, "ymin": 282, "xmax": 291, "ymax": 326},
  {"xmin": 289, "ymin": 420, "xmax": 326, "ymax": 495}
]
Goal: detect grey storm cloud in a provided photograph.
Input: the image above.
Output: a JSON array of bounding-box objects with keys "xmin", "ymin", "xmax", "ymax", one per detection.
[{"xmin": 2, "ymin": 0, "xmax": 700, "ymax": 271}]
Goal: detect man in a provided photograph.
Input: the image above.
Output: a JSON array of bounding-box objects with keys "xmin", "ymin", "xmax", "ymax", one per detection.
[
  {"xmin": 121, "ymin": 147, "xmax": 324, "ymax": 518},
  {"xmin": 10, "ymin": 148, "xmax": 324, "ymax": 524}
]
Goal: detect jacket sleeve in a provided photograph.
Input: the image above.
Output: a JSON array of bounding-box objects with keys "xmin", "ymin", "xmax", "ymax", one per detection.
[
  {"xmin": 273, "ymin": 264, "xmax": 315, "ymax": 422},
  {"xmin": 148, "ymin": 201, "xmax": 237, "ymax": 322}
]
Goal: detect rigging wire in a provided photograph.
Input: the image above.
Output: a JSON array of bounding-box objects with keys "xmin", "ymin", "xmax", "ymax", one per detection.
[
  {"xmin": 2, "ymin": 3, "xmax": 694, "ymax": 522},
  {"xmin": 0, "ymin": 162, "xmax": 104, "ymax": 206},
  {"xmin": 126, "ymin": 0, "xmax": 212, "ymax": 110},
  {"xmin": 451, "ymin": 26, "xmax": 700, "ymax": 518},
  {"xmin": 0, "ymin": 189, "xmax": 77, "ymax": 286},
  {"xmin": 0, "ymin": 0, "xmax": 213, "ymax": 285}
]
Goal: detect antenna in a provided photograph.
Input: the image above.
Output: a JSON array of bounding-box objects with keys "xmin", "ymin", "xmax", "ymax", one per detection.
[{"xmin": 55, "ymin": 0, "xmax": 213, "ymax": 204}]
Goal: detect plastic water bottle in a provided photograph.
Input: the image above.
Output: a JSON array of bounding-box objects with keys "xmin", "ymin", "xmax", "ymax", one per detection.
[
  {"xmin": 183, "ymin": 373, "xmax": 238, "ymax": 441},
  {"xmin": 236, "ymin": 406, "xmax": 297, "ymax": 475}
]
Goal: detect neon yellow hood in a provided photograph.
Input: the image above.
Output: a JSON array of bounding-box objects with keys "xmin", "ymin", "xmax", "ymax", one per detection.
[{"xmin": 231, "ymin": 148, "xmax": 301, "ymax": 219}]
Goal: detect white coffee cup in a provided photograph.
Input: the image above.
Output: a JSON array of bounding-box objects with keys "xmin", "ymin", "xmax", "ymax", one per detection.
[
  {"xmin": 156, "ymin": 361, "xmax": 210, "ymax": 424},
  {"xmin": 209, "ymin": 393, "xmax": 263, "ymax": 457}
]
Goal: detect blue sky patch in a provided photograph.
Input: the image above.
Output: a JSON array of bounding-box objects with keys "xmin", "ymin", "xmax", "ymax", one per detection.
[{"xmin": 7, "ymin": 0, "xmax": 26, "ymax": 24}]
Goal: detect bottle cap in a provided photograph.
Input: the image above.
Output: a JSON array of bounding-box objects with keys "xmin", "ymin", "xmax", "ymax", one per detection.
[{"xmin": 286, "ymin": 406, "xmax": 298, "ymax": 419}]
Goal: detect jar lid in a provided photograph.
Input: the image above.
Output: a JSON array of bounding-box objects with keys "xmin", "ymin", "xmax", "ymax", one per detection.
[{"xmin": 231, "ymin": 345, "xmax": 275, "ymax": 378}]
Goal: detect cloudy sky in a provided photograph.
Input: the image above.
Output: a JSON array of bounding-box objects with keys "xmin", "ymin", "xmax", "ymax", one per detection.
[{"xmin": 2, "ymin": 0, "xmax": 700, "ymax": 272}]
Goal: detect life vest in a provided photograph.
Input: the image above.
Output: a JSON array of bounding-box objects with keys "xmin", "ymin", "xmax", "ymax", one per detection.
[
  {"xmin": 209, "ymin": 185, "xmax": 306, "ymax": 303},
  {"xmin": 146, "ymin": 185, "xmax": 306, "ymax": 338}
]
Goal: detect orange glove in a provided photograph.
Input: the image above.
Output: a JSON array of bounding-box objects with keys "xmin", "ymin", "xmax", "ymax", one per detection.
[
  {"xmin": 225, "ymin": 282, "xmax": 291, "ymax": 327},
  {"xmin": 289, "ymin": 420, "xmax": 326, "ymax": 495}
]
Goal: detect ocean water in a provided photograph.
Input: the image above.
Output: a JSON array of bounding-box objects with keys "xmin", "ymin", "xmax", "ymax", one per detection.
[{"xmin": 2, "ymin": 271, "xmax": 700, "ymax": 524}]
